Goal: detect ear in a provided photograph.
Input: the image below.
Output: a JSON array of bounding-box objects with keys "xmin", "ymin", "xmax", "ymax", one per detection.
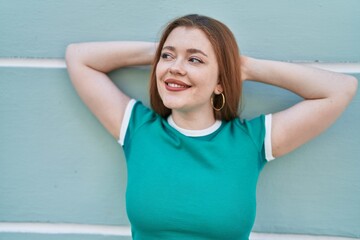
[{"xmin": 214, "ymin": 82, "xmax": 223, "ymax": 95}]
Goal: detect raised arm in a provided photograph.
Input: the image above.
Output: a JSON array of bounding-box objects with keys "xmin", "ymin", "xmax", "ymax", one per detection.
[
  {"xmin": 241, "ymin": 56, "xmax": 358, "ymax": 158},
  {"xmin": 65, "ymin": 42, "xmax": 156, "ymax": 139}
]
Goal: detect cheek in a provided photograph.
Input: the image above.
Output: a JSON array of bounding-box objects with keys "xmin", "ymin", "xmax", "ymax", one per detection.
[
  {"xmin": 155, "ymin": 63, "xmax": 162, "ymax": 83},
  {"xmin": 155, "ymin": 63, "xmax": 165, "ymax": 96},
  {"xmin": 155, "ymin": 62, "xmax": 166, "ymax": 80}
]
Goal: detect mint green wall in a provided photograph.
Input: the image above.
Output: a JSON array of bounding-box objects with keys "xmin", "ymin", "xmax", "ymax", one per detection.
[
  {"xmin": 0, "ymin": 234, "xmax": 131, "ymax": 240},
  {"xmin": 0, "ymin": 0, "xmax": 359, "ymax": 238},
  {"xmin": 1, "ymin": 0, "xmax": 360, "ymax": 61}
]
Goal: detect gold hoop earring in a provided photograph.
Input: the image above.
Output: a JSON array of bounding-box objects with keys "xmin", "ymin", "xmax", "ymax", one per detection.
[{"xmin": 211, "ymin": 93, "xmax": 225, "ymax": 111}]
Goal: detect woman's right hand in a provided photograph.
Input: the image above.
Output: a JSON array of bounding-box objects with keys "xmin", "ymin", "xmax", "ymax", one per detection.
[{"xmin": 65, "ymin": 42, "xmax": 157, "ymax": 139}]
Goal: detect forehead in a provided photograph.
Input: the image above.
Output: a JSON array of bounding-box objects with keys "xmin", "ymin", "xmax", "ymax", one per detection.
[{"xmin": 164, "ymin": 27, "xmax": 214, "ymax": 54}]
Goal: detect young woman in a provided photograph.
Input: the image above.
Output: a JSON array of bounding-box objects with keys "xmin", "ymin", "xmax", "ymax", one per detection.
[{"xmin": 65, "ymin": 14, "xmax": 357, "ymax": 240}]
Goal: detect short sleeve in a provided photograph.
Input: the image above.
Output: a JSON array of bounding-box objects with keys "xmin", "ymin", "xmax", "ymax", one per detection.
[
  {"xmin": 117, "ymin": 100, "xmax": 156, "ymax": 148},
  {"xmin": 264, "ymin": 114, "xmax": 275, "ymax": 161},
  {"xmin": 118, "ymin": 99, "xmax": 136, "ymax": 146},
  {"xmin": 243, "ymin": 114, "xmax": 275, "ymax": 163}
]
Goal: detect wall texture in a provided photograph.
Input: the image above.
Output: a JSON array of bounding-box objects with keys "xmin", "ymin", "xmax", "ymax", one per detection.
[{"xmin": 0, "ymin": 0, "xmax": 359, "ymax": 239}]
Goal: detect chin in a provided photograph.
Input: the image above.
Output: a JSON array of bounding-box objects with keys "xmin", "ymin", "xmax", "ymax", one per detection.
[
  {"xmin": 161, "ymin": 98, "xmax": 185, "ymax": 111},
  {"xmin": 162, "ymin": 101, "xmax": 179, "ymax": 110}
]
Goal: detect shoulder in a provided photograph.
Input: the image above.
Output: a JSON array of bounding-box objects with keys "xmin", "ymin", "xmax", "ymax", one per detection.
[
  {"xmin": 233, "ymin": 114, "xmax": 266, "ymax": 135},
  {"xmin": 232, "ymin": 114, "xmax": 274, "ymax": 161},
  {"xmin": 118, "ymin": 100, "xmax": 159, "ymax": 146}
]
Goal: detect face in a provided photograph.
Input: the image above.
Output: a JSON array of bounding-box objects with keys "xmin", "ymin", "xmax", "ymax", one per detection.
[{"xmin": 156, "ymin": 27, "xmax": 222, "ymax": 116}]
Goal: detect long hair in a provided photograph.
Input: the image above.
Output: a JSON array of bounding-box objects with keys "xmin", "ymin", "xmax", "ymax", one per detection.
[{"xmin": 150, "ymin": 14, "xmax": 242, "ymax": 121}]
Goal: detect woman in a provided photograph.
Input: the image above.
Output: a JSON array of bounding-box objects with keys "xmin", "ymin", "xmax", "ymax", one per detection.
[{"xmin": 65, "ymin": 14, "xmax": 357, "ymax": 240}]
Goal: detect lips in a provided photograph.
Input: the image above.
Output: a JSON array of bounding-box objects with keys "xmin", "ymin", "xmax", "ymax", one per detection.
[{"xmin": 164, "ymin": 79, "xmax": 191, "ymax": 91}]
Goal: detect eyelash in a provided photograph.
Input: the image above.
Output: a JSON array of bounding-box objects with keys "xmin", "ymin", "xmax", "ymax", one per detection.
[
  {"xmin": 189, "ymin": 57, "xmax": 204, "ymax": 64},
  {"xmin": 161, "ymin": 53, "xmax": 172, "ymax": 59},
  {"xmin": 160, "ymin": 53, "xmax": 204, "ymax": 64}
]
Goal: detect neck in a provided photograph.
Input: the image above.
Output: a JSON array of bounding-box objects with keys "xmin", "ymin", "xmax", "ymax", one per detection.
[{"xmin": 171, "ymin": 109, "xmax": 217, "ymax": 130}]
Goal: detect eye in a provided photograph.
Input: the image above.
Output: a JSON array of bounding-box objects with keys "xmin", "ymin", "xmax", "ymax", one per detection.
[
  {"xmin": 189, "ymin": 57, "xmax": 204, "ymax": 64},
  {"xmin": 161, "ymin": 52, "xmax": 173, "ymax": 60}
]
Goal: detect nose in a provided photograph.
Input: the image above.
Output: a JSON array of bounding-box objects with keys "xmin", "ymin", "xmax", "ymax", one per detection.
[{"xmin": 169, "ymin": 59, "xmax": 186, "ymax": 76}]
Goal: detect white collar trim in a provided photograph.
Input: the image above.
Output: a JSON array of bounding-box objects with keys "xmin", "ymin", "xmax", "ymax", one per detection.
[{"xmin": 167, "ymin": 115, "xmax": 222, "ymax": 137}]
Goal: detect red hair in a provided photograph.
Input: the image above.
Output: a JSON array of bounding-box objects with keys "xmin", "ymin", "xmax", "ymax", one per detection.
[{"xmin": 150, "ymin": 14, "xmax": 242, "ymax": 121}]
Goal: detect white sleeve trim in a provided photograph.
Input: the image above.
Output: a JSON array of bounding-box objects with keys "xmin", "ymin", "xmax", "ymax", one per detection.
[
  {"xmin": 265, "ymin": 114, "xmax": 275, "ymax": 161},
  {"xmin": 117, "ymin": 99, "xmax": 136, "ymax": 146}
]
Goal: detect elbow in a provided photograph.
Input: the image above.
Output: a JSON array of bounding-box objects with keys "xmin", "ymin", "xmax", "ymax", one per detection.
[
  {"xmin": 336, "ymin": 75, "xmax": 358, "ymax": 106},
  {"xmin": 65, "ymin": 43, "xmax": 85, "ymax": 67},
  {"xmin": 345, "ymin": 75, "xmax": 358, "ymax": 100},
  {"xmin": 330, "ymin": 75, "xmax": 358, "ymax": 108},
  {"xmin": 65, "ymin": 43, "xmax": 78, "ymax": 65}
]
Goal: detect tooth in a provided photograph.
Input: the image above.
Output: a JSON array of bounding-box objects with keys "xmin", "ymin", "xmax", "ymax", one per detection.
[{"xmin": 169, "ymin": 83, "xmax": 183, "ymax": 88}]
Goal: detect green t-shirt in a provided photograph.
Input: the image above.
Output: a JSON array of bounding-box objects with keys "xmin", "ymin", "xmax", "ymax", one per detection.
[{"xmin": 120, "ymin": 100, "xmax": 271, "ymax": 240}]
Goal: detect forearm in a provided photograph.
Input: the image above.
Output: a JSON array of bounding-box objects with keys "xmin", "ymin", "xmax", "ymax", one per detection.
[
  {"xmin": 241, "ymin": 56, "xmax": 357, "ymax": 101},
  {"xmin": 66, "ymin": 41, "xmax": 157, "ymax": 73}
]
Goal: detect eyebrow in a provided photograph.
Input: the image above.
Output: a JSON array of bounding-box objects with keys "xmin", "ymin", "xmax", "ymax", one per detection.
[{"xmin": 162, "ymin": 46, "xmax": 208, "ymax": 57}]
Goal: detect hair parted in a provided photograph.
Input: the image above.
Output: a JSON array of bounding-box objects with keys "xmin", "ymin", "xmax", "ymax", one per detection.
[{"xmin": 150, "ymin": 14, "xmax": 242, "ymax": 121}]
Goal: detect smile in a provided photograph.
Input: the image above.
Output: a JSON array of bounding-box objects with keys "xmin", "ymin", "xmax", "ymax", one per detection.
[{"xmin": 164, "ymin": 79, "xmax": 191, "ymax": 91}]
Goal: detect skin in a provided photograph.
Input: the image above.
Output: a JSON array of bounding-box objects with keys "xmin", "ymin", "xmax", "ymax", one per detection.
[
  {"xmin": 156, "ymin": 27, "xmax": 223, "ymax": 130},
  {"xmin": 65, "ymin": 26, "xmax": 358, "ymax": 158},
  {"xmin": 240, "ymin": 56, "xmax": 357, "ymax": 157}
]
